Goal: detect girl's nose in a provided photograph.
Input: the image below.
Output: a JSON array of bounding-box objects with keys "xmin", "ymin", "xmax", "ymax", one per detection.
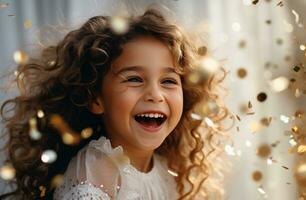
[{"xmin": 144, "ymin": 84, "xmax": 164, "ymax": 103}]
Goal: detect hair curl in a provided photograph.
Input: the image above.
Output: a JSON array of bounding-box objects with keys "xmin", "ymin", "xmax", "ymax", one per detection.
[{"xmin": 0, "ymin": 8, "xmax": 232, "ymax": 200}]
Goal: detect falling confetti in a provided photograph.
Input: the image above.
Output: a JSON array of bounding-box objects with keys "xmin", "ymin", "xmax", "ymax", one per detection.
[
  {"xmin": 13, "ymin": 51, "xmax": 28, "ymax": 65},
  {"xmin": 257, "ymin": 92, "xmax": 267, "ymax": 102},
  {"xmin": 0, "ymin": 164, "xmax": 15, "ymax": 180},
  {"xmin": 296, "ymin": 163, "xmax": 306, "ymax": 187},
  {"xmin": 252, "ymin": 0, "xmax": 259, "ymax": 5},
  {"xmin": 300, "ymin": 45, "xmax": 306, "ymax": 51},
  {"xmin": 280, "ymin": 115, "xmax": 290, "ymax": 123},
  {"xmin": 276, "ymin": 1, "xmax": 283, "ymax": 7},
  {"xmin": 39, "ymin": 186, "xmax": 46, "ymax": 197},
  {"xmin": 110, "ymin": 16, "xmax": 129, "ymax": 35},
  {"xmin": 252, "ymin": 170, "xmax": 263, "ymax": 181},
  {"xmin": 81, "ymin": 127, "xmax": 93, "ymax": 139},
  {"xmin": 197, "ymin": 46, "xmax": 207, "ymax": 56},
  {"xmin": 298, "ymin": 145, "xmax": 306, "ymax": 154},
  {"xmin": 29, "ymin": 118, "xmax": 42, "ymax": 140},
  {"xmin": 232, "ymin": 22, "xmax": 241, "ymax": 32},
  {"xmin": 51, "ymin": 174, "xmax": 64, "ymax": 188},
  {"xmin": 292, "ymin": 10, "xmax": 303, "ymax": 28},
  {"xmin": 269, "ymin": 76, "xmax": 289, "ymax": 92},
  {"xmin": 238, "ymin": 40, "xmax": 247, "ymax": 48},
  {"xmin": 237, "ymin": 68, "xmax": 247, "ymax": 78},
  {"xmin": 256, "ymin": 144, "xmax": 271, "ymax": 158},
  {"xmin": 37, "ymin": 110, "xmax": 45, "ymax": 118},
  {"xmin": 167, "ymin": 169, "xmax": 178, "ymax": 177},
  {"xmin": 41, "ymin": 150, "xmax": 57, "ymax": 164},
  {"xmin": 23, "ymin": 20, "xmax": 32, "ymax": 29}
]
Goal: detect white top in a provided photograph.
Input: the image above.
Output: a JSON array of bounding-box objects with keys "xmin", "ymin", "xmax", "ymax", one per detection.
[{"xmin": 53, "ymin": 136, "xmax": 178, "ymax": 200}]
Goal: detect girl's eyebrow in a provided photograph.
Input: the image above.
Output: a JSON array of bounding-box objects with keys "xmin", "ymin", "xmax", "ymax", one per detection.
[{"xmin": 114, "ymin": 65, "xmax": 178, "ymax": 75}]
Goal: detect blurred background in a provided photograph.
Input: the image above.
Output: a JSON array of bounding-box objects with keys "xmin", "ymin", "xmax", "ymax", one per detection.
[{"xmin": 0, "ymin": 0, "xmax": 305, "ymax": 199}]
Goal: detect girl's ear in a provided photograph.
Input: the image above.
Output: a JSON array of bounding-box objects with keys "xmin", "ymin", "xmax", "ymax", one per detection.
[{"xmin": 89, "ymin": 97, "xmax": 104, "ymax": 114}]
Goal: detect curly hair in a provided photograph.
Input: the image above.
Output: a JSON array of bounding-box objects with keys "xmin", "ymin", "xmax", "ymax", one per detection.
[{"xmin": 0, "ymin": 8, "xmax": 231, "ymax": 200}]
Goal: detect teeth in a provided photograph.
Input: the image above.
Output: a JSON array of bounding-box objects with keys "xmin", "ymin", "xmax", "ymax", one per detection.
[{"xmin": 136, "ymin": 113, "xmax": 164, "ymax": 118}]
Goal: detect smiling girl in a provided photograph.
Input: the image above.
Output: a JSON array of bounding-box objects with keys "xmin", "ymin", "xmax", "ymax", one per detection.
[{"xmin": 0, "ymin": 8, "xmax": 230, "ymax": 200}]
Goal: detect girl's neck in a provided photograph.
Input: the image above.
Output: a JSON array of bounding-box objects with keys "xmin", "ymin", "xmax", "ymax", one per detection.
[{"xmin": 109, "ymin": 139, "xmax": 154, "ymax": 173}]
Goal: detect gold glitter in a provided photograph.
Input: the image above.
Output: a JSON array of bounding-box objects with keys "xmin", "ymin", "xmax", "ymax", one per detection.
[
  {"xmin": 237, "ymin": 68, "xmax": 247, "ymax": 78},
  {"xmin": 257, "ymin": 92, "xmax": 267, "ymax": 102},
  {"xmin": 295, "ymin": 163, "xmax": 306, "ymax": 187},
  {"xmin": 41, "ymin": 150, "xmax": 57, "ymax": 164},
  {"xmin": 37, "ymin": 110, "xmax": 45, "ymax": 118},
  {"xmin": 62, "ymin": 132, "xmax": 78, "ymax": 145},
  {"xmin": 0, "ymin": 164, "xmax": 16, "ymax": 180},
  {"xmin": 236, "ymin": 115, "xmax": 241, "ymax": 121},
  {"xmin": 81, "ymin": 128, "xmax": 93, "ymax": 139},
  {"xmin": 39, "ymin": 186, "xmax": 46, "ymax": 197},
  {"xmin": 252, "ymin": 170, "xmax": 262, "ymax": 181},
  {"xmin": 295, "ymin": 110, "xmax": 304, "ymax": 118},
  {"xmin": 292, "ymin": 126, "xmax": 299, "ymax": 134},
  {"xmin": 23, "ymin": 20, "xmax": 32, "ymax": 29},
  {"xmin": 197, "ymin": 46, "xmax": 207, "ymax": 56},
  {"xmin": 298, "ymin": 145, "xmax": 306, "ymax": 154},
  {"xmin": 252, "ymin": 0, "xmax": 259, "ymax": 5},
  {"xmin": 248, "ymin": 101, "xmax": 252, "ymax": 109},
  {"xmin": 238, "ymin": 40, "xmax": 246, "ymax": 48},
  {"xmin": 256, "ymin": 144, "xmax": 271, "ymax": 158},
  {"xmin": 300, "ymin": 45, "xmax": 306, "ymax": 51},
  {"xmin": 13, "ymin": 51, "xmax": 28, "ymax": 65},
  {"xmin": 277, "ymin": 1, "xmax": 283, "ymax": 7},
  {"xmin": 282, "ymin": 166, "xmax": 289, "ymax": 170},
  {"xmin": 261, "ymin": 117, "xmax": 272, "ymax": 127},
  {"xmin": 110, "ymin": 16, "xmax": 129, "ymax": 35},
  {"xmin": 51, "ymin": 174, "xmax": 64, "ymax": 188}
]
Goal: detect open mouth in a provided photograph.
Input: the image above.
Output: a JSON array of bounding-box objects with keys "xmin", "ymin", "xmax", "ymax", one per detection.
[{"xmin": 134, "ymin": 113, "xmax": 167, "ymax": 128}]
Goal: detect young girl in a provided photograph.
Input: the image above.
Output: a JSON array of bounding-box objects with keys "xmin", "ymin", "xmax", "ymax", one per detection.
[{"xmin": 0, "ymin": 8, "xmax": 230, "ymax": 200}]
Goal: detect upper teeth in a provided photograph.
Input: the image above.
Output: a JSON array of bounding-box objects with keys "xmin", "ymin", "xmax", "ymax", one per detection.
[{"xmin": 136, "ymin": 113, "xmax": 164, "ymax": 118}]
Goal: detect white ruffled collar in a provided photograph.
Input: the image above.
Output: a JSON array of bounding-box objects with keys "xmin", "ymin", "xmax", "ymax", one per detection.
[{"xmin": 88, "ymin": 136, "xmax": 158, "ymax": 177}]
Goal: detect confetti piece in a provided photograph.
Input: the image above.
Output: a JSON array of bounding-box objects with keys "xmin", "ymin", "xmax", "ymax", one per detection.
[
  {"xmin": 276, "ymin": 38, "xmax": 283, "ymax": 45},
  {"xmin": 296, "ymin": 163, "xmax": 306, "ymax": 187},
  {"xmin": 235, "ymin": 115, "xmax": 241, "ymax": 121},
  {"xmin": 225, "ymin": 145, "xmax": 236, "ymax": 156},
  {"xmin": 266, "ymin": 20, "xmax": 272, "ymax": 25},
  {"xmin": 295, "ymin": 110, "xmax": 304, "ymax": 118},
  {"xmin": 191, "ymin": 113, "xmax": 202, "ymax": 120},
  {"xmin": 298, "ymin": 145, "xmax": 306, "ymax": 154},
  {"xmin": 23, "ymin": 20, "xmax": 32, "ymax": 29},
  {"xmin": 252, "ymin": 170, "xmax": 263, "ymax": 181},
  {"xmin": 110, "ymin": 16, "xmax": 129, "ymax": 35},
  {"xmin": 280, "ymin": 115, "xmax": 290, "ymax": 123},
  {"xmin": 248, "ymin": 101, "xmax": 252, "ymax": 109},
  {"xmin": 257, "ymin": 186, "xmax": 268, "ymax": 198},
  {"xmin": 51, "ymin": 174, "xmax": 64, "ymax": 188},
  {"xmin": 13, "ymin": 51, "xmax": 28, "ymax": 65},
  {"xmin": 197, "ymin": 46, "xmax": 207, "ymax": 56},
  {"xmin": 282, "ymin": 166, "xmax": 289, "ymax": 170},
  {"xmin": 81, "ymin": 127, "xmax": 93, "ymax": 139},
  {"xmin": 260, "ymin": 117, "xmax": 272, "ymax": 127},
  {"xmin": 292, "ymin": 10, "xmax": 303, "ymax": 27},
  {"xmin": 204, "ymin": 117, "xmax": 215, "ymax": 127},
  {"xmin": 277, "ymin": 1, "xmax": 283, "ymax": 7},
  {"xmin": 292, "ymin": 126, "xmax": 299, "ymax": 134},
  {"xmin": 289, "ymin": 138, "xmax": 297, "ymax": 146},
  {"xmin": 0, "ymin": 164, "xmax": 15, "ymax": 180},
  {"xmin": 236, "ymin": 126, "xmax": 240, "ymax": 131},
  {"xmin": 256, "ymin": 144, "xmax": 271, "ymax": 158},
  {"xmin": 300, "ymin": 45, "xmax": 306, "ymax": 51},
  {"xmin": 257, "ymin": 92, "xmax": 267, "ymax": 102},
  {"xmin": 41, "ymin": 150, "xmax": 57, "ymax": 164},
  {"xmin": 167, "ymin": 169, "xmax": 178, "ymax": 177},
  {"xmin": 237, "ymin": 68, "xmax": 247, "ymax": 78},
  {"xmin": 37, "ymin": 110, "xmax": 45, "ymax": 118},
  {"xmin": 269, "ymin": 76, "xmax": 289, "ymax": 92},
  {"xmin": 29, "ymin": 118, "xmax": 42, "ymax": 140},
  {"xmin": 252, "ymin": 0, "xmax": 259, "ymax": 5},
  {"xmin": 238, "ymin": 40, "xmax": 246, "ymax": 48},
  {"xmin": 39, "ymin": 186, "xmax": 46, "ymax": 197}
]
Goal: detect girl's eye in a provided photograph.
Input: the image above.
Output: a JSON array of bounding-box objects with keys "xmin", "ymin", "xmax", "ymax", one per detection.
[
  {"xmin": 162, "ymin": 79, "xmax": 178, "ymax": 85},
  {"xmin": 125, "ymin": 76, "xmax": 143, "ymax": 83}
]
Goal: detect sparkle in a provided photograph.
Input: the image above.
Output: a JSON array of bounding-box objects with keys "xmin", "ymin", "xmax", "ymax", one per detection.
[
  {"xmin": 269, "ymin": 76, "xmax": 289, "ymax": 92},
  {"xmin": 41, "ymin": 150, "xmax": 57, "ymax": 164},
  {"xmin": 232, "ymin": 22, "xmax": 241, "ymax": 32},
  {"xmin": 13, "ymin": 51, "xmax": 28, "ymax": 65},
  {"xmin": 0, "ymin": 165, "xmax": 15, "ymax": 180},
  {"xmin": 37, "ymin": 110, "xmax": 45, "ymax": 118}
]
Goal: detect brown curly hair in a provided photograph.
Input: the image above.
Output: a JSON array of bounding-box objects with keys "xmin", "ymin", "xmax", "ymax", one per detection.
[{"xmin": 0, "ymin": 8, "xmax": 231, "ymax": 200}]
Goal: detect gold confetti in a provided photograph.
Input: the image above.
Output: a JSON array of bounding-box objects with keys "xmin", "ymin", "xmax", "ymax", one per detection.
[
  {"xmin": 256, "ymin": 144, "xmax": 271, "ymax": 158},
  {"xmin": 252, "ymin": 170, "xmax": 263, "ymax": 181},
  {"xmin": 0, "ymin": 164, "xmax": 15, "ymax": 180},
  {"xmin": 277, "ymin": 1, "xmax": 283, "ymax": 7},
  {"xmin": 237, "ymin": 68, "xmax": 247, "ymax": 78},
  {"xmin": 238, "ymin": 40, "xmax": 246, "ymax": 48},
  {"xmin": 298, "ymin": 145, "xmax": 306, "ymax": 154},
  {"xmin": 81, "ymin": 127, "xmax": 93, "ymax": 139},
  {"xmin": 51, "ymin": 174, "xmax": 64, "ymax": 188},
  {"xmin": 300, "ymin": 45, "xmax": 306, "ymax": 51},
  {"xmin": 252, "ymin": 0, "xmax": 259, "ymax": 5},
  {"xmin": 269, "ymin": 76, "xmax": 289, "ymax": 92},
  {"xmin": 37, "ymin": 110, "xmax": 45, "ymax": 118},
  {"xmin": 167, "ymin": 169, "xmax": 178, "ymax": 177},
  {"xmin": 13, "ymin": 51, "xmax": 28, "ymax": 65},
  {"xmin": 197, "ymin": 46, "xmax": 207, "ymax": 56},
  {"xmin": 236, "ymin": 115, "xmax": 241, "ymax": 121},
  {"xmin": 295, "ymin": 163, "xmax": 306, "ymax": 187},
  {"xmin": 50, "ymin": 114, "xmax": 81, "ymax": 145},
  {"xmin": 248, "ymin": 101, "xmax": 252, "ymax": 109},
  {"xmin": 266, "ymin": 20, "xmax": 272, "ymax": 25},
  {"xmin": 292, "ymin": 126, "xmax": 299, "ymax": 134},
  {"xmin": 110, "ymin": 16, "xmax": 129, "ymax": 35},
  {"xmin": 23, "ymin": 20, "xmax": 32, "ymax": 29},
  {"xmin": 282, "ymin": 166, "xmax": 289, "ymax": 170},
  {"xmin": 29, "ymin": 118, "xmax": 42, "ymax": 140},
  {"xmin": 257, "ymin": 92, "xmax": 267, "ymax": 102},
  {"xmin": 261, "ymin": 117, "xmax": 272, "ymax": 127},
  {"xmin": 295, "ymin": 110, "xmax": 304, "ymax": 118},
  {"xmin": 39, "ymin": 186, "xmax": 46, "ymax": 197},
  {"xmin": 41, "ymin": 150, "xmax": 57, "ymax": 164}
]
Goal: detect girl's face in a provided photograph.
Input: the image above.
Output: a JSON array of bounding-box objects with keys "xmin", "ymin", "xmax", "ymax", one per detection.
[{"xmin": 95, "ymin": 36, "xmax": 183, "ymax": 151}]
